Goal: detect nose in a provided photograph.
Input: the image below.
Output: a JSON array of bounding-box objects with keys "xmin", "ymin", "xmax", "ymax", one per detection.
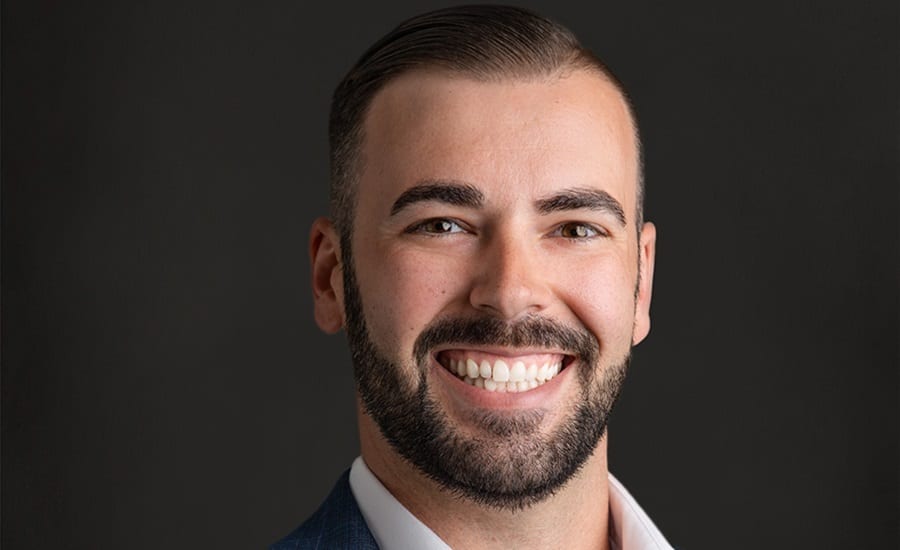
[{"xmin": 468, "ymin": 230, "xmax": 552, "ymax": 319}]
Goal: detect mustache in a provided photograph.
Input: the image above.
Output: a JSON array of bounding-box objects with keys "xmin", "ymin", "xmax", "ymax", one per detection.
[{"xmin": 413, "ymin": 315, "xmax": 599, "ymax": 366}]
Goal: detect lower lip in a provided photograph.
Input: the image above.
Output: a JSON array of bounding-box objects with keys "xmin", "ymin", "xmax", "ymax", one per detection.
[{"xmin": 431, "ymin": 358, "xmax": 575, "ymax": 411}]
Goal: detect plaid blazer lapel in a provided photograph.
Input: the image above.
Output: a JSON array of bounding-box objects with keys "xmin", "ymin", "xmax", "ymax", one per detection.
[{"xmin": 271, "ymin": 470, "xmax": 379, "ymax": 549}]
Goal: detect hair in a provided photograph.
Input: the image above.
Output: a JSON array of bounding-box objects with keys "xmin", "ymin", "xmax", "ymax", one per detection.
[{"xmin": 328, "ymin": 4, "xmax": 643, "ymax": 250}]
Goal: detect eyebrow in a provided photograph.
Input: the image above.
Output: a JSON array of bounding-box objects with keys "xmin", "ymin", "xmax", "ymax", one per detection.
[
  {"xmin": 390, "ymin": 181, "xmax": 485, "ymax": 216},
  {"xmin": 535, "ymin": 188, "xmax": 627, "ymax": 226}
]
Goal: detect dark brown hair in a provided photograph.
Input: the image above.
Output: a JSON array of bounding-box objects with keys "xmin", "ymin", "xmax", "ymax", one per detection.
[{"xmin": 329, "ymin": 5, "xmax": 642, "ymax": 246}]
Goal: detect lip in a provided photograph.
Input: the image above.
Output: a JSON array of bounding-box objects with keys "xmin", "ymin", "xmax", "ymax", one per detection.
[
  {"xmin": 432, "ymin": 345, "xmax": 572, "ymax": 359},
  {"xmin": 430, "ymin": 352, "xmax": 576, "ymax": 412}
]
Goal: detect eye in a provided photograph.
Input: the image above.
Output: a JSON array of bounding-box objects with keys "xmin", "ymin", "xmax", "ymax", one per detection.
[
  {"xmin": 408, "ymin": 218, "xmax": 466, "ymax": 235},
  {"xmin": 555, "ymin": 222, "xmax": 604, "ymax": 239}
]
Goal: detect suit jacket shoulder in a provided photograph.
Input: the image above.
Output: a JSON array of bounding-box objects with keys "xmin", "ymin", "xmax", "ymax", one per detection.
[{"xmin": 270, "ymin": 470, "xmax": 379, "ymax": 550}]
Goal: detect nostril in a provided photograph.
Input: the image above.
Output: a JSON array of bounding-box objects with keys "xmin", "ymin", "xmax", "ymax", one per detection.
[{"xmin": 470, "ymin": 288, "xmax": 548, "ymax": 320}]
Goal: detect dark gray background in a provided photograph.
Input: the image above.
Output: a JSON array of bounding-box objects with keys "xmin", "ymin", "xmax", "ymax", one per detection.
[{"xmin": 3, "ymin": 1, "xmax": 897, "ymax": 548}]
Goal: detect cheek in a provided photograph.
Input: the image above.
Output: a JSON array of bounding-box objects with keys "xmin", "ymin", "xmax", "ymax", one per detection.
[
  {"xmin": 355, "ymin": 248, "xmax": 464, "ymax": 354},
  {"xmin": 561, "ymin": 257, "xmax": 638, "ymax": 348}
]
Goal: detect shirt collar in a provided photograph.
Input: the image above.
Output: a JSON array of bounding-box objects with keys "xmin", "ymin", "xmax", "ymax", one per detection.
[
  {"xmin": 607, "ymin": 471, "xmax": 673, "ymax": 549},
  {"xmin": 349, "ymin": 456, "xmax": 673, "ymax": 550},
  {"xmin": 349, "ymin": 457, "xmax": 451, "ymax": 550}
]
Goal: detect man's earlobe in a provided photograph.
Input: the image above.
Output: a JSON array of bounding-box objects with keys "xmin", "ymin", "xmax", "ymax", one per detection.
[
  {"xmin": 310, "ymin": 217, "xmax": 345, "ymax": 334},
  {"xmin": 633, "ymin": 221, "xmax": 656, "ymax": 345}
]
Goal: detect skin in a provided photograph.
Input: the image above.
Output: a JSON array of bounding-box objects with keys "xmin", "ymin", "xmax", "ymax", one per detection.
[{"xmin": 310, "ymin": 68, "xmax": 656, "ymax": 549}]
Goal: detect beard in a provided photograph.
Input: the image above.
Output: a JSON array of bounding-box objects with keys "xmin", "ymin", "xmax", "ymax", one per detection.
[{"xmin": 342, "ymin": 259, "xmax": 630, "ymax": 510}]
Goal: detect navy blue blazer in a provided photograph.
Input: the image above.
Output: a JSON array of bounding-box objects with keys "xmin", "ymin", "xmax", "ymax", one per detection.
[{"xmin": 271, "ymin": 470, "xmax": 379, "ymax": 549}]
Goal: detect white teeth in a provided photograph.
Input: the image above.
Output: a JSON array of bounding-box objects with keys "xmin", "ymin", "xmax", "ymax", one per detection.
[
  {"xmin": 510, "ymin": 361, "xmax": 526, "ymax": 382},
  {"xmin": 467, "ymin": 359, "xmax": 479, "ymax": 379},
  {"xmin": 448, "ymin": 355, "xmax": 566, "ymax": 392},
  {"xmin": 492, "ymin": 360, "xmax": 510, "ymax": 382},
  {"xmin": 479, "ymin": 360, "xmax": 492, "ymax": 379}
]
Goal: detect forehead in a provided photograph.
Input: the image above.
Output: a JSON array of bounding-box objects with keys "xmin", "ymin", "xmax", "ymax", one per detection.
[{"xmin": 359, "ymin": 69, "xmax": 639, "ymax": 217}]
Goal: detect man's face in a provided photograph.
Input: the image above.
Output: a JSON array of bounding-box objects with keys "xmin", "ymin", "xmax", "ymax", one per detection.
[{"xmin": 315, "ymin": 69, "xmax": 655, "ymax": 508}]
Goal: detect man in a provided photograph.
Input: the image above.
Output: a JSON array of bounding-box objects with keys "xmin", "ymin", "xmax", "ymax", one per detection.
[{"xmin": 274, "ymin": 5, "xmax": 671, "ymax": 549}]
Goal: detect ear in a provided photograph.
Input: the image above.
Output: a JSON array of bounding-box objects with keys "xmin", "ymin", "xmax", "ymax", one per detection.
[
  {"xmin": 632, "ymin": 221, "xmax": 656, "ymax": 345},
  {"xmin": 310, "ymin": 217, "xmax": 345, "ymax": 334}
]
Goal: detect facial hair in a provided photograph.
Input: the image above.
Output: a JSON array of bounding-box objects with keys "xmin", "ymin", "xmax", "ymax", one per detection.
[{"xmin": 342, "ymin": 260, "xmax": 630, "ymax": 510}]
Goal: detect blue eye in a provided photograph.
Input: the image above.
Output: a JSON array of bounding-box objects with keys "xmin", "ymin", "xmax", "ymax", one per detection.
[{"xmin": 411, "ymin": 218, "xmax": 465, "ymax": 234}]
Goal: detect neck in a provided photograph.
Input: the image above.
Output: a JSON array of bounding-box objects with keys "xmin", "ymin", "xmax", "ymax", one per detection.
[{"xmin": 358, "ymin": 410, "xmax": 611, "ymax": 550}]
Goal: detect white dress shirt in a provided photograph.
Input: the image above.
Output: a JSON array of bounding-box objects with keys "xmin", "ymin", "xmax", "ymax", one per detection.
[{"xmin": 349, "ymin": 456, "xmax": 673, "ymax": 550}]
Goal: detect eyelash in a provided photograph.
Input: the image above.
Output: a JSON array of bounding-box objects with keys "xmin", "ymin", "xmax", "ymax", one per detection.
[
  {"xmin": 406, "ymin": 218, "xmax": 467, "ymax": 235},
  {"xmin": 407, "ymin": 219, "xmax": 607, "ymax": 241},
  {"xmin": 553, "ymin": 222, "xmax": 607, "ymax": 240}
]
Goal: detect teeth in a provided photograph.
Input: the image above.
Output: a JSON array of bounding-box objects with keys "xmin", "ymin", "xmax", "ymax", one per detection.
[
  {"xmin": 448, "ymin": 355, "xmax": 567, "ymax": 393},
  {"xmin": 467, "ymin": 359, "xmax": 479, "ymax": 379},
  {"xmin": 509, "ymin": 362, "xmax": 526, "ymax": 382},
  {"xmin": 479, "ymin": 360, "xmax": 492, "ymax": 379},
  {"xmin": 492, "ymin": 360, "xmax": 510, "ymax": 382}
]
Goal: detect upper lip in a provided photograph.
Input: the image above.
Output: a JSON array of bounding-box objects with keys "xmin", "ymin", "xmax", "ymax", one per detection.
[{"xmin": 432, "ymin": 345, "xmax": 571, "ymax": 358}]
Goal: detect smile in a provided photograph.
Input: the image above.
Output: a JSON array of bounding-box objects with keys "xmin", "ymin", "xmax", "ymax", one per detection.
[{"xmin": 436, "ymin": 350, "xmax": 570, "ymax": 393}]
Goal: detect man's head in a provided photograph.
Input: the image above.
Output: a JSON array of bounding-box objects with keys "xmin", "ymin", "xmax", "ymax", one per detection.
[
  {"xmin": 310, "ymin": 5, "xmax": 656, "ymax": 510},
  {"xmin": 327, "ymin": 5, "xmax": 644, "ymax": 250}
]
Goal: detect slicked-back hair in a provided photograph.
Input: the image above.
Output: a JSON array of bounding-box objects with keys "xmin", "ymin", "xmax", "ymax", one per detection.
[{"xmin": 329, "ymin": 4, "xmax": 643, "ymax": 251}]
